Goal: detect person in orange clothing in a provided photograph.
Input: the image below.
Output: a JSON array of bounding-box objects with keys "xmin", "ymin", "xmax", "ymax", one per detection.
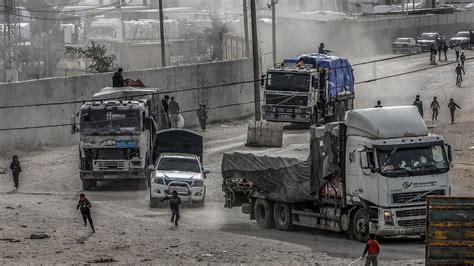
[{"xmin": 362, "ymin": 233, "xmax": 380, "ymax": 266}]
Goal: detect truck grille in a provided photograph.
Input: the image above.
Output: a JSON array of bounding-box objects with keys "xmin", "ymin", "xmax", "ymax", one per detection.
[
  {"xmin": 392, "ymin": 190, "xmax": 445, "ymax": 204},
  {"xmin": 396, "ymin": 208, "xmax": 426, "ymax": 218},
  {"xmin": 398, "ymin": 219, "xmax": 425, "ymax": 228},
  {"xmin": 93, "ymin": 160, "xmax": 129, "ymax": 171},
  {"xmin": 265, "ymin": 93, "xmax": 308, "ymax": 106}
]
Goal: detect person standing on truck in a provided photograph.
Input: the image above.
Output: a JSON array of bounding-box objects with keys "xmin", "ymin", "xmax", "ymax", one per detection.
[
  {"xmin": 430, "ymin": 96, "xmax": 440, "ymax": 121},
  {"xmin": 77, "ymin": 193, "xmax": 95, "ymax": 233},
  {"xmin": 112, "ymin": 68, "xmax": 125, "ymax": 87},
  {"xmin": 448, "ymin": 99, "xmax": 461, "ymax": 124},
  {"xmin": 10, "ymin": 155, "xmax": 22, "ymax": 191},
  {"xmin": 161, "ymin": 190, "xmax": 182, "ymax": 227},
  {"xmin": 374, "ymin": 100, "xmax": 383, "ymax": 108},
  {"xmin": 168, "ymin": 97, "xmax": 180, "ymax": 128},
  {"xmin": 196, "ymin": 104, "xmax": 208, "ymax": 131},
  {"xmin": 413, "ymin": 95, "xmax": 424, "ymax": 118},
  {"xmin": 318, "ymin": 42, "xmax": 325, "ymax": 54},
  {"xmin": 362, "ymin": 233, "xmax": 380, "ymax": 266}
]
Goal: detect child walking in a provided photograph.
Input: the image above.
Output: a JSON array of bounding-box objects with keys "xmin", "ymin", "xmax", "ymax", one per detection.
[{"xmin": 161, "ymin": 191, "xmax": 182, "ymax": 226}]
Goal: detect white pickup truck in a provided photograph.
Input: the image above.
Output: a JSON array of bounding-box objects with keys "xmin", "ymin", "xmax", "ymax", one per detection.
[{"xmin": 149, "ymin": 129, "xmax": 208, "ymax": 207}]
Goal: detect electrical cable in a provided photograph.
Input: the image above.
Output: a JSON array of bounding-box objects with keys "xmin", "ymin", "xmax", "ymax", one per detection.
[{"xmin": 0, "ymin": 2, "xmax": 125, "ymax": 13}]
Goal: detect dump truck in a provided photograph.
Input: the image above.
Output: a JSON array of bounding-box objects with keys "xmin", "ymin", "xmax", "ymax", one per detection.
[
  {"xmin": 425, "ymin": 196, "xmax": 474, "ymax": 265},
  {"xmin": 222, "ymin": 106, "xmax": 452, "ymax": 241},
  {"xmin": 71, "ymin": 87, "xmax": 168, "ymax": 190},
  {"xmin": 261, "ymin": 53, "xmax": 355, "ymax": 124}
]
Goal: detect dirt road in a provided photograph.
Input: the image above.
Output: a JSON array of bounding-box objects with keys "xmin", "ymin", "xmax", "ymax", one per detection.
[{"xmin": 1, "ymin": 51, "xmax": 473, "ymax": 264}]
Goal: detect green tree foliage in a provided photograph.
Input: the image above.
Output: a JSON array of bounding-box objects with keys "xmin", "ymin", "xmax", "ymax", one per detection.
[{"xmin": 65, "ymin": 41, "xmax": 116, "ymax": 73}]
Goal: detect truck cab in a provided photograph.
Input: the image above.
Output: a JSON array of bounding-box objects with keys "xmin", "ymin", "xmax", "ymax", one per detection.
[{"xmin": 343, "ymin": 106, "xmax": 451, "ymax": 240}]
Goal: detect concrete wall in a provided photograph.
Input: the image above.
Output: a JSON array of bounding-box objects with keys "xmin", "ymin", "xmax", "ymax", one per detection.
[{"xmin": 0, "ymin": 59, "xmax": 254, "ymax": 151}]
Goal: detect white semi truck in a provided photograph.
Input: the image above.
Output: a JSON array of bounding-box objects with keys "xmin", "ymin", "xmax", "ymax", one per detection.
[
  {"xmin": 71, "ymin": 87, "xmax": 168, "ymax": 190},
  {"xmin": 222, "ymin": 106, "xmax": 452, "ymax": 241}
]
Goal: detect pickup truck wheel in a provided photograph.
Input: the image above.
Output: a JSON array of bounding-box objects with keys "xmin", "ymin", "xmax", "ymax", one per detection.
[
  {"xmin": 352, "ymin": 208, "xmax": 370, "ymax": 242},
  {"xmin": 137, "ymin": 179, "xmax": 147, "ymax": 190},
  {"xmin": 273, "ymin": 202, "xmax": 294, "ymax": 231},
  {"xmin": 255, "ymin": 199, "xmax": 275, "ymax": 228},
  {"xmin": 82, "ymin": 179, "xmax": 91, "ymax": 190}
]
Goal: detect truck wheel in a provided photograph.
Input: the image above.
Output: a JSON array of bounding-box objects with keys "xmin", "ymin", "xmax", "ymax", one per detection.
[
  {"xmin": 255, "ymin": 199, "xmax": 275, "ymax": 228},
  {"xmin": 352, "ymin": 208, "xmax": 370, "ymax": 242},
  {"xmin": 82, "ymin": 179, "xmax": 91, "ymax": 190},
  {"xmin": 137, "ymin": 179, "xmax": 147, "ymax": 190},
  {"xmin": 273, "ymin": 202, "xmax": 294, "ymax": 231}
]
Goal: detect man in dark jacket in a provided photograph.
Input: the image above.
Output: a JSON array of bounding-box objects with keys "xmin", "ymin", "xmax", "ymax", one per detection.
[
  {"xmin": 161, "ymin": 191, "xmax": 182, "ymax": 226},
  {"xmin": 112, "ymin": 68, "xmax": 125, "ymax": 87},
  {"xmin": 374, "ymin": 100, "xmax": 383, "ymax": 108},
  {"xmin": 413, "ymin": 95, "xmax": 424, "ymax": 118},
  {"xmin": 430, "ymin": 96, "xmax": 440, "ymax": 121},
  {"xmin": 77, "ymin": 193, "xmax": 95, "ymax": 233},
  {"xmin": 442, "ymin": 41, "xmax": 448, "ymax": 61},
  {"xmin": 10, "ymin": 155, "xmax": 22, "ymax": 190},
  {"xmin": 448, "ymin": 99, "xmax": 461, "ymax": 124},
  {"xmin": 196, "ymin": 104, "xmax": 208, "ymax": 131}
]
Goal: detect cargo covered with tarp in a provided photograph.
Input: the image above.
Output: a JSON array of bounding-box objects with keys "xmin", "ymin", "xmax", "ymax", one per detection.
[
  {"xmin": 283, "ymin": 53, "xmax": 354, "ymax": 98},
  {"xmin": 221, "ymin": 123, "xmax": 343, "ymax": 203}
]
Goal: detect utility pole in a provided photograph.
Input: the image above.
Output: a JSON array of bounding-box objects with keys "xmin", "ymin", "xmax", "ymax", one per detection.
[
  {"xmin": 159, "ymin": 0, "xmax": 166, "ymax": 67},
  {"xmin": 119, "ymin": 0, "xmax": 127, "ymax": 44},
  {"xmin": 243, "ymin": 0, "xmax": 250, "ymax": 57},
  {"xmin": 271, "ymin": 0, "xmax": 277, "ymax": 65},
  {"xmin": 3, "ymin": 0, "xmax": 19, "ymax": 82},
  {"xmin": 250, "ymin": 0, "xmax": 261, "ymax": 121}
]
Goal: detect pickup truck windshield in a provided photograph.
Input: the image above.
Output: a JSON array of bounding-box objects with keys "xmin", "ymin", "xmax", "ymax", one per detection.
[
  {"xmin": 377, "ymin": 144, "xmax": 449, "ymax": 177},
  {"xmin": 420, "ymin": 34, "xmax": 437, "ymax": 40},
  {"xmin": 266, "ymin": 72, "xmax": 310, "ymax": 92},
  {"xmin": 80, "ymin": 109, "xmax": 141, "ymax": 136},
  {"xmin": 158, "ymin": 157, "xmax": 201, "ymax": 173}
]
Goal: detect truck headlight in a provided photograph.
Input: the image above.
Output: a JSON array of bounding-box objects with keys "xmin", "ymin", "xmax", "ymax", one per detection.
[
  {"xmin": 384, "ymin": 211, "xmax": 393, "ymax": 225},
  {"xmin": 154, "ymin": 177, "xmax": 164, "ymax": 185},
  {"xmin": 192, "ymin": 180, "xmax": 204, "ymax": 187}
]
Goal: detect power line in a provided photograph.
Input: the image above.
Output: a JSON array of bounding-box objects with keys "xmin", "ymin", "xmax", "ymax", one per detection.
[
  {"xmin": 0, "ymin": 2, "xmax": 127, "ymax": 13},
  {"xmin": 21, "ymin": 1, "xmax": 81, "ymax": 10}
]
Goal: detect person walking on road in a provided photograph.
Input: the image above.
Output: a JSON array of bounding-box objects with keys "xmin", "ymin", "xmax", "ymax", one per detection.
[
  {"xmin": 455, "ymin": 44, "xmax": 461, "ymax": 62},
  {"xmin": 161, "ymin": 190, "xmax": 182, "ymax": 227},
  {"xmin": 168, "ymin": 97, "xmax": 180, "ymax": 128},
  {"xmin": 112, "ymin": 68, "xmax": 125, "ymax": 87},
  {"xmin": 430, "ymin": 97, "xmax": 440, "ymax": 121},
  {"xmin": 443, "ymin": 41, "xmax": 448, "ymax": 61},
  {"xmin": 77, "ymin": 193, "xmax": 95, "ymax": 233},
  {"xmin": 437, "ymin": 43, "xmax": 442, "ymax": 61},
  {"xmin": 196, "ymin": 104, "xmax": 208, "ymax": 131},
  {"xmin": 362, "ymin": 233, "xmax": 380, "ymax": 266},
  {"xmin": 448, "ymin": 99, "xmax": 461, "ymax": 124},
  {"xmin": 10, "ymin": 155, "xmax": 22, "ymax": 191},
  {"xmin": 413, "ymin": 95, "xmax": 424, "ymax": 118},
  {"xmin": 429, "ymin": 44, "xmax": 437, "ymax": 65},
  {"xmin": 460, "ymin": 52, "xmax": 466, "ymax": 68},
  {"xmin": 455, "ymin": 63, "xmax": 465, "ymax": 86}
]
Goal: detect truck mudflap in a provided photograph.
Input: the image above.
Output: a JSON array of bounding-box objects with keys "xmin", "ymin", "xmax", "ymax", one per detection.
[{"xmin": 426, "ymin": 196, "xmax": 474, "ymax": 265}]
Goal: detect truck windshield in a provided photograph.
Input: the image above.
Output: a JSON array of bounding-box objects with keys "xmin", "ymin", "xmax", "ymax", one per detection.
[
  {"xmin": 266, "ymin": 72, "xmax": 310, "ymax": 92},
  {"xmin": 80, "ymin": 109, "xmax": 141, "ymax": 136},
  {"xmin": 158, "ymin": 157, "xmax": 201, "ymax": 173},
  {"xmin": 420, "ymin": 34, "xmax": 437, "ymax": 40},
  {"xmin": 377, "ymin": 144, "xmax": 448, "ymax": 177}
]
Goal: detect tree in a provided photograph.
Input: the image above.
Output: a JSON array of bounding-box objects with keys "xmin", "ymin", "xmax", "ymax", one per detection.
[{"xmin": 65, "ymin": 41, "xmax": 116, "ymax": 73}]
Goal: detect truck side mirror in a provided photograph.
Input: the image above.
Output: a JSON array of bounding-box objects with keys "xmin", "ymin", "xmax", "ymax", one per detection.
[
  {"xmin": 446, "ymin": 144, "xmax": 453, "ymax": 162},
  {"xmin": 260, "ymin": 74, "xmax": 266, "ymax": 87},
  {"xmin": 312, "ymin": 77, "xmax": 318, "ymax": 89},
  {"xmin": 202, "ymin": 167, "xmax": 210, "ymax": 174},
  {"xmin": 70, "ymin": 115, "xmax": 78, "ymax": 134},
  {"xmin": 148, "ymin": 165, "xmax": 155, "ymax": 171},
  {"xmin": 360, "ymin": 151, "xmax": 376, "ymax": 175}
]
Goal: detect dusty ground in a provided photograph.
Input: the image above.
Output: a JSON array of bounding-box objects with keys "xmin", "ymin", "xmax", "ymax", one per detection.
[{"xmin": 1, "ymin": 51, "xmax": 473, "ymax": 265}]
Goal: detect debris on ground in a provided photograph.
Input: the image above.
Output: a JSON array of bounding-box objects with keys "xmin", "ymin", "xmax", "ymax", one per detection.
[
  {"xmin": 30, "ymin": 233, "xmax": 50, "ymax": 239},
  {"xmin": 92, "ymin": 257, "xmax": 116, "ymax": 263},
  {"xmin": 0, "ymin": 238, "xmax": 21, "ymax": 243}
]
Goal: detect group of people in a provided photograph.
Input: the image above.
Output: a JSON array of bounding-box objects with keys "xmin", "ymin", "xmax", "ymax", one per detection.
[
  {"xmin": 429, "ymin": 43, "xmax": 467, "ymax": 67},
  {"xmin": 413, "ymin": 95, "xmax": 461, "ymax": 124}
]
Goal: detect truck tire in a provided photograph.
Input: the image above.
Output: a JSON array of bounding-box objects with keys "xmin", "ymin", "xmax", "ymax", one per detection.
[
  {"xmin": 137, "ymin": 179, "xmax": 147, "ymax": 190},
  {"xmin": 273, "ymin": 202, "xmax": 294, "ymax": 231},
  {"xmin": 82, "ymin": 179, "xmax": 91, "ymax": 190},
  {"xmin": 254, "ymin": 199, "xmax": 275, "ymax": 228},
  {"xmin": 352, "ymin": 208, "xmax": 370, "ymax": 242}
]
